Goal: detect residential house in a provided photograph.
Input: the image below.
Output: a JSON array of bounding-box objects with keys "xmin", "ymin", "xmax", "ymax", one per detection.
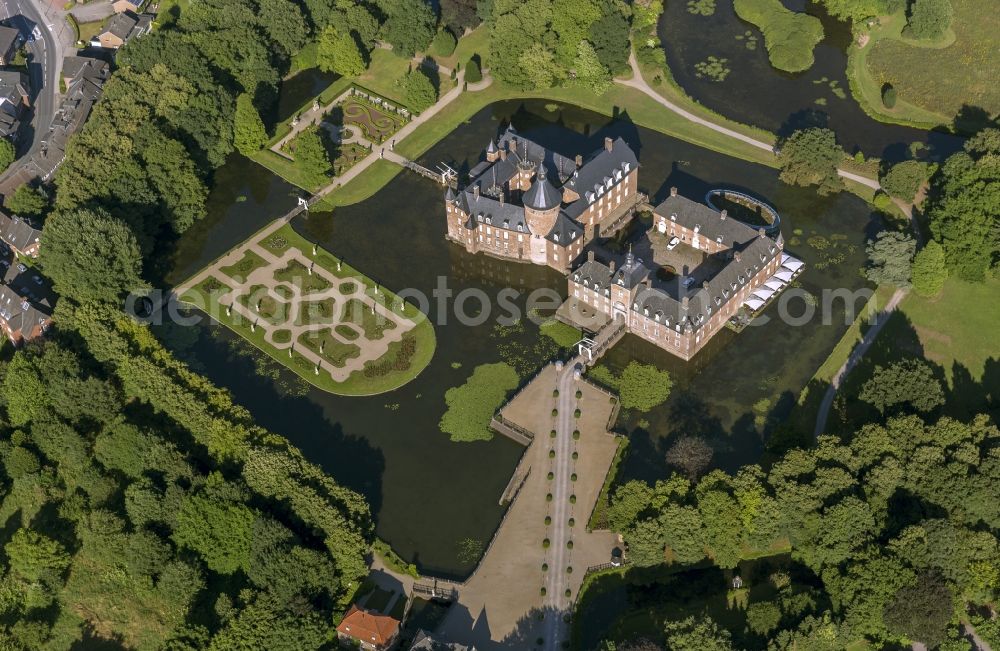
[
  {"xmin": 0, "ymin": 70, "xmax": 28, "ymax": 139},
  {"xmin": 444, "ymin": 126, "xmax": 642, "ymax": 273},
  {"xmin": 0, "ymin": 25, "xmax": 21, "ymax": 66},
  {"xmin": 95, "ymin": 11, "xmax": 152, "ymax": 49},
  {"xmin": 112, "ymin": 0, "xmax": 142, "ymax": 13},
  {"xmin": 408, "ymin": 630, "xmax": 474, "ymax": 650},
  {"xmin": 0, "ymin": 55, "xmax": 110, "ymax": 192},
  {"xmin": 336, "ymin": 605, "xmax": 401, "ymax": 651},
  {"xmin": 0, "ymin": 285, "xmax": 50, "ymax": 344},
  {"xmin": 0, "ymin": 211, "xmax": 41, "ymax": 257}
]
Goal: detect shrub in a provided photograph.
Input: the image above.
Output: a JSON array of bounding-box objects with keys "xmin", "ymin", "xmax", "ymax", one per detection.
[
  {"xmin": 544, "ymin": 516, "xmax": 551, "ymax": 525},
  {"xmin": 547, "ymin": 472, "xmax": 554, "ymax": 480},
  {"xmin": 540, "ymin": 587, "xmax": 546, "ymax": 596},
  {"xmin": 882, "ymin": 84, "xmax": 897, "ymax": 109},
  {"xmin": 465, "ymin": 56, "xmax": 482, "ymax": 83},
  {"xmin": 903, "ymin": 0, "xmax": 953, "ymax": 40},
  {"xmin": 568, "ymin": 518, "xmax": 575, "ymax": 527},
  {"xmin": 881, "ymin": 160, "xmax": 927, "ymax": 202},
  {"xmin": 911, "ymin": 240, "xmax": 947, "ymax": 297},
  {"xmin": 575, "ymin": 390, "xmax": 582, "ymax": 399},
  {"xmin": 571, "ymin": 473, "xmax": 577, "ymax": 482},
  {"xmin": 574, "ymin": 408, "xmax": 581, "ymax": 418},
  {"xmin": 549, "ymin": 449, "xmax": 555, "ymax": 458},
  {"xmin": 551, "ymin": 409, "xmax": 558, "ymax": 417},
  {"xmin": 566, "ymin": 565, "xmax": 573, "ymax": 573},
  {"xmin": 553, "ymin": 389, "xmax": 559, "ymax": 397},
  {"xmin": 565, "ymin": 589, "xmax": 571, "ymax": 598},
  {"xmin": 572, "ymin": 451, "xmax": 578, "ymax": 460},
  {"xmin": 542, "ymin": 538, "xmax": 550, "ymax": 548},
  {"xmin": 431, "ymin": 29, "xmax": 457, "ymax": 57},
  {"xmin": 542, "ymin": 563, "xmax": 549, "ymax": 571},
  {"xmin": 572, "ymin": 430, "xmax": 580, "ymax": 440},
  {"xmin": 569, "ymin": 495, "xmax": 577, "ymax": 504},
  {"xmin": 550, "ymin": 430, "xmax": 557, "ymax": 438},
  {"xmin": 546, "ymin": 493, "xmax": 553, "ymax": 502},
  {"xmin": 566, "ymin": 540, "xmax": 573, "ymax": 549}
]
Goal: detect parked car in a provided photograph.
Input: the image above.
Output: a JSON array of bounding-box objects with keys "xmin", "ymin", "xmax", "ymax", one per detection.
[
  {"xmin": 33, "ymin": 275, "xmax": 43, "ymax": 286},
  {"xmin": 666, "ymin": 236, "xmax": 680, "ymax": 250},
  {"xmin": 17, "ymin": 263, "xmax": 27, "ymax": 273}
]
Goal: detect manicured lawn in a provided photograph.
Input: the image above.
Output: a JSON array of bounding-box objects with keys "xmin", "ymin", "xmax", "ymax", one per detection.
[
  {"xmin": 219, "ymin": 250, "xmax": 268, "ymax": 283},
  {"xmin": 852, "ymin": 2, "xmax": 998, "ymax": 128},
  {"xmin": 77, "ymin": 20, "xmax": 104, "ymax": 44},
  {"xmin": 295, "ymin": 298, "xmax": 338, "ymax": 326},
  {"xmin": 897, "ymin": 276, "xmax": 1000, "ymax": 386},
  {"xmin": 342, "ymin": 298, "xmax": 396, "ymax": 340},
  {"xmin": 354, "ymin": 49, "xmax": 452, "ymax": 110},
  {"xmin": 298, "ymin": 330, "xmax": 361, "ymax": 368},
  {"xmin": 273, "ymin": 259, "xmax": 333, "ymax": 295},
  {"xmin": 235, "ymin": 284, "xmax": 289, "ymax": 325}
]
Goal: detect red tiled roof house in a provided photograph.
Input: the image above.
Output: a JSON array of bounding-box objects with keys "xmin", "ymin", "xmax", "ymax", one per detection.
[{"xmin": 336, "ymin": 605, "xmax": 400, "ymax": 651}]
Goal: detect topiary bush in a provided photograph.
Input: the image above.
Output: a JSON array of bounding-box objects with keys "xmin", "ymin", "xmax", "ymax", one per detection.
[
  {"xmin": 544, "ymin": 516, "xmax": 551, "ymax": 525},
  {"xmin": 882, "ymin": 84, "xmax": 897, "ymax": 109},
  {"xmin": 542, "ymin": 538, "xmax": 550, "ymax": 548}
]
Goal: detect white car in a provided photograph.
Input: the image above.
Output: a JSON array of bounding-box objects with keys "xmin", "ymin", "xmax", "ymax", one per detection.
[{"xmin": 666, "ymin": 236, "xmax": 680, "ymax": 250}]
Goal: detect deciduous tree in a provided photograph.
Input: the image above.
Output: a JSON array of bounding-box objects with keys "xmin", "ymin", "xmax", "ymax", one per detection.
[
  {"xmin": 910, "ymin": 240, "xmax": 947, "ymax": 297},
  {"xmin": 864, "ymin": 230, "xmax": 916, "ymax": 287},
  {"xmin": 402, "ymin": 67, "xmax": 438, "ymax": 112},
  {"xmin": 778, "ymin": 128, "xmax": 844, "ymax": 195},
  {"xmin": 233, "ymin": 93, "xmax": 268, "ymax": 155},
  {"xmin": 4, "ymin": 184, "xmax": 48, "ymax": 217},
  {"xmin": 859, "ymin": 359, "xmax": 945, "ymax": 414},
  {"xmin": 317, "ymin": 26, "xmax": 366, "ymax": 77}
]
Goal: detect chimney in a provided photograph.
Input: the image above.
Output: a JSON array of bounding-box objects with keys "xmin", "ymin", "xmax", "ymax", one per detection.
[
  {"xmin": 609, "ymin": 260, "xmax": 616, "ymax": 273},
  {"xmin": 604, "ymin": 137, "xmax": 613, "ymax": 152},
  {"xmin": 473, "ymin": 185, "xmax": 480, "ymax": 199},
  {"xmin": 575, "ymin": 154, "xmax": 583, "ymax": 167},
  {"xmin": 682, "ymin": 296, "xmax": 689, "ymax": 310},
  {"xmin": 499, "ymin": 149, "xmax": 506, "ymax": 161},
  {"xmin": 758, "ymin": 227, "xmax": 766, "ymax": 238},
  {"xmin": 734, "ymin": 251, "xmax": 741, "ymax": 262},
  {"xmin": 587, "ymin": 250, "xmax": 595, "ymax": 262},
  {"xmin": 670, "ymin": 186, "xmax": 678, "ymax": 197},
  {"xmin": 499, "ymin": 191, "xmax": 504, "ymax": 206},
  {"xmin": 720, "ymin": 209, "xmax": 727, "ymax": 220}
]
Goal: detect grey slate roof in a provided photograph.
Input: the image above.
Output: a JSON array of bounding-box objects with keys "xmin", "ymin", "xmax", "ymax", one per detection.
[
  {"xmin": 0, "ymin": 212, "xmax": 40, "ymax": 252},
  {"xmin": 104, "ymin": 12, "xmax": 138, "ymax": 40},
  {"xmin": 409, "ymin": 630, "xmax": 473, "ymax": 651},
  {"xmin": 456, "ymin": 127, "xmax": 639, "ymax": 249},
  {"xmin": 0, "ymin": 284, "xmax": 49, "ymax": 338},
  {"xmin": 654, "ymin": 193, "xmax": 759, "ymax": 248},
  {"xmin": 0, "ymin": 26, "xmax": 19, "ymax": 58},
  {"xmin": 523, "ymin": 165, "xmax": 560, "ymax": 210},
  {"xmin": 16, "ymin": 56, "xmax": 109, "ymax": 180}
]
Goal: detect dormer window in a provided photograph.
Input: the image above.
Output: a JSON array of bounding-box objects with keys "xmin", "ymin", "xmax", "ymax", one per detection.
[
  {"xmin": 614, "ymin": 169, "xmax": 623, "ymax": 181},
  {"xmin": 477, "ymin": 212, "xmax": 484, "ymax": 221},
  {"xmin": 632, "ymin": 302, "xmax": 639, "ymax": 310},
  {"xmin": 722, "ymin": 289, "xmax": 730, "ymax": 298},
  {"xmin": 715, "ymin": 296, "xmax": 722, "ymax": 305},
  {"xmin": 574, "ymin": 274, "xmax": 580, "ymax": 281},
  {"xmin": 485, "ymin": 216, "xmax": 492, "ymax": 224},
  {"xmin": 597, "ymin": 185, "xmax": 604, "ymax": 196},
  {"xmin": 716, "ymin": 236, "xmax": 723, "ymax": 243},
  {"xmin": 623, "ymin": 162, "xmax": 631, "ymax": 172},
  {"xmin": 643, "ymin": 308, "xmax": 649, "ymax": 316},
  {"xmin": 517, "ymin": 224, "xmax": 523, "ymax": 232},
  {"xmin": 730, "ymin": 281, "xmax": 737, "ymax": 290},
  {"xmin": 738, "ymin": 275, "xmax": 746, "ymax": 284},
  {"xmin": 670, "ymin": 213, "xmax": 677, "ymax": 221},
  {"xmin": 586, "ymin": 191, "xmax": 595, "ymax": 203},
  {"xmin": 604, "ymin": 289, "xmax": 610, "ymax": 297},
  {"xmin": 583, "ymin": 279, "xmax": 589, "ymax": 286},
  {"xmin": 553, "ymin": 233, "xmax": 560, "ymax": 242},
  {"xmin": 694, "ymin": 224, "xmax": 701, "ymax": 233}
]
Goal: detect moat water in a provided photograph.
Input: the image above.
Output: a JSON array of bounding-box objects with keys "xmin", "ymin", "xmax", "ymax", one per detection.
[
  {"xmin": 163, "ymin": 98, "xmax": 879, "ymax": 578},
  {"xmin": 658, "ymin": 0, "xmax": 963, "ymax": 161}
]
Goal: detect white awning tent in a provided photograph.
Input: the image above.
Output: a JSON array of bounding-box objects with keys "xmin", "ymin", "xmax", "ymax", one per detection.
[
  {"xmin": 753, "ymin": 287, "xmax": 775, "ymax": 301},
  {"xmin": 774, "ymin": 270, "xmax": 794, "ymax": 283},
  {"xmin": 781, "ymin": 253, "xmax": 790, "ymax": 264},
  {"xmin": 782, "ymin": 258, "xmax": 805, "ymax": 273},
  {"xmin": 765, "ymin": 279, "xmax": 785, "ymax": 291},
  {"xmin": 743, "ymin": 297, "xmax": 765, "ymax": 311}
]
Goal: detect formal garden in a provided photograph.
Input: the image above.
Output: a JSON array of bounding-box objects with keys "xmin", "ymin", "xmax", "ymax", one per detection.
[{"xmin": 179, "ymin": 223, "xmax": 436, "ymax": 395}]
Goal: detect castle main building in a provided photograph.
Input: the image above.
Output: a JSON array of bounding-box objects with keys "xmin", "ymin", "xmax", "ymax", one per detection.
[
  {"xmin": 568, "ymin": 189, "xmax": 790, "ymax": 361},
  {"xmin": 444, "ymin": 126, "xmax": 641, "ymax": 273}
]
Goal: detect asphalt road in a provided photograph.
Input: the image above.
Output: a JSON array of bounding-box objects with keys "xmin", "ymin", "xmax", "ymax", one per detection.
[{"xmin": 0, "ymin": 0, "xmax": 70, "ymax": 190}]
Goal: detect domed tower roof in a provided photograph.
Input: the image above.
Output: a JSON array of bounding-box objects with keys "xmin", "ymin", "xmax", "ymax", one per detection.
[{"xmin": 523, "ymin": 165, "xmax": 560, "ymax": 211}]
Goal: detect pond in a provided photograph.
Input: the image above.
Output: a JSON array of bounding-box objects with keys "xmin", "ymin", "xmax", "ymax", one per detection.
[
  {"xmin": 658, "ymin": 0, "xmax": 963, "ymax": 162},
  {"xmin": 161, "ymin": 98, "xmax": 880, "ymax": 579}
]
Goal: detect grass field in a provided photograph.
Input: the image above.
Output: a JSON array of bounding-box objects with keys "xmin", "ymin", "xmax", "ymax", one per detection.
[
  {"xmin": 896, "ymin": 276, "xmax": 1000, "ymax": 386},
  {"xmin": 851, "ymin": 1, "xmax": 999, "ymax": 128}
]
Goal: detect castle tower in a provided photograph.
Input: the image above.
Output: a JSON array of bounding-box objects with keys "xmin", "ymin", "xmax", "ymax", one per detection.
[
  {"xmin": 522, "ymin": 165, "xmax": 561, "ymax": 237},
  {"xmin": 486, "ymin": 139, "xmax": 498, "ymax": 162}
]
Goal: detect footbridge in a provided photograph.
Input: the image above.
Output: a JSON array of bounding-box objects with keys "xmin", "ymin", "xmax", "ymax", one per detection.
[
  {"xmin": 390, "ymin": 155, "xmax": 458, "ymax": 188},
  {"xmin": 705, "ymin": 188, "xmax": 781, "ymax": 236},
  {"xmin": 576, "ymin": 319, "xmax": 627, "ymax": 366}
]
